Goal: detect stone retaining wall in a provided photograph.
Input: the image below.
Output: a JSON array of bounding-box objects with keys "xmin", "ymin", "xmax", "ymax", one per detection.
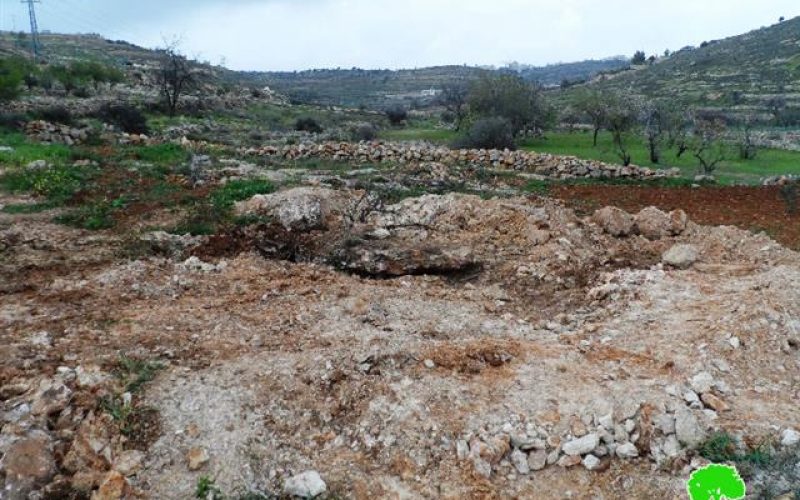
[{"xmin": 244, "ymin": 141, "xmax": 680, "ymax": 180}]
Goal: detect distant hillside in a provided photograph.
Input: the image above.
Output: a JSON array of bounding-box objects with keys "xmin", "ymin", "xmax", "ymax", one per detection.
[
  {"xmin": 507, "ymin": 57, "xmax": 629, "ymax": 85},
  {"xmin": 0, "ymin": 31, "xmax": 160, "ymax": 66},
  {"xmin": 567, "ymin": 17, "xmax": 800, "ymax": 115},
  {"xmin": 237, "ymin": 66, "xmax": 488, "ymax": 109},
  {"xmin": 240, "ymin": 58, "xmax": 631, "ymax": 109}
]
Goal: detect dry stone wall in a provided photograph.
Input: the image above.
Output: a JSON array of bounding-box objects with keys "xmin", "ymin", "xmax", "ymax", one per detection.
[{"xmin": 244, "ymin": 141, "xmax": 681, "ymax": 180}]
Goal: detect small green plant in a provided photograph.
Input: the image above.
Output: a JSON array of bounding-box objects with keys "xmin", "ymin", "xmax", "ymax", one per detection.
[
  {"xmin": 56, "ymin": 201, "xmax": 115, "ymax": 230},
  {"xmin": 99, "ymin": 394, "xmax": 136, "ymax": 435},
  {"xmin": 133, "ymin": 143, "xmax": 189, "ymax": 166},
  {"xmin": 210, "ymin": 179, "xmax": 275, "ymax": 210},
  {"xmin": 699, "ymin": 432, "xmax": 773, "ymax": 467},
  {"xmin": 116, "ymin": 355, "xmax": 164, "ymax": 393},
  {"xmin": 700, "ymin": 432, "xmax": 738, "ymax": 463},
  {"xmin": 196, "ymin": 476, "xmax": 224, "ymax": 500},
  {"xmin": 524, "ymin": 179, "xmax": 550, "ymax": 195}
]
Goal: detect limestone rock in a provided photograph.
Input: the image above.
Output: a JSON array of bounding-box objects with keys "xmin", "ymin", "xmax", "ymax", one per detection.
[
  {"xmin": 562, "ymin": 433, "xmax": 599, "ymax": 456},
  {"xmin": 0, "ymin": 436, "xmax": 55, "ymax": 498},
  {"xmin": 592, "ymin": 207, "xmax": 635, "ymax": 237},
  {"xmin": 781, "ymin": 428, "xmax": 800, "ymax": 447},
  {"xmin": 30, "ymin": 378, "xmax": 72, "ymax": 416},
  {"xmin": 582, "ymin": 454, "xmax": 601, "ymax": 471},
  {"xmin": 510, "ymin": 449, "xmax": 530, "ymax": 474},
  {"xmin": 92, "ymin": 470, "xmax": 128, "ymax": 500},
  {"xmin": 114, "ymin": 450, "xmax": 145, "ymax": 477},
  {"xmin": 283, "ymin": 471, "xmax": 327, "ymax": 498},
  {"xmin": 662, "ymin": 244, "xmax": 699, "ymax": 269},
  {"xmin": 236, "ymin": 187, "xmax": 349, "ymax": 232},
  {"xmin": 690, "ymin": 372, "xmax": 715, "ymax": 394},
  {"xmin": 527, "ymin": 449, "xmax": 548, "ymax": 471},
  {"xmin": 675, "ymin": 408, "xmax": 706, "ymax": 448},
  {"xmin": 337, "ymin": 243, "xmax": 478, "ymax": 278},
  {"xmin": 700, "ymin": 393, "xmax": 730, "ymax": 413},
  {"xmin": 615, "ymin": 442, "xmax": 639, "ymax": 458},
  {"xmin": 635, "ymin": 207, "xmax": 672, "ymax": 240},
  {"xmin": 187, "ymin": 447, "xmax": 210, "ymax": 471}
]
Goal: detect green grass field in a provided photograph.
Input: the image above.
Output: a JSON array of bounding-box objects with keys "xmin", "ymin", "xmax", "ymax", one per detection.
[
  {"xmin": 377, "ymin": 124, "xmax": 800, "ymax": 185},
  {"xmin": 379, "ymin": 127, "xmax": 458, "ymax": 144},
  {"xmin": 520, "ymin": 131, "xmax": 800, "ymax": 185}
]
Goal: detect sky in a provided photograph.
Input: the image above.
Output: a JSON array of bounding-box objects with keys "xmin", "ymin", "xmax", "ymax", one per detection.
[{"xmin": 0, "ymin": 0, "xmax": 798, "ymax": 71}]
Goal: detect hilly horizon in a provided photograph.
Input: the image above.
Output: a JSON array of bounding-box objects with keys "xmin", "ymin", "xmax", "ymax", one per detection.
[{"xmin": 5, "ymin": 14, "xmax": 797, "ymax": 112}]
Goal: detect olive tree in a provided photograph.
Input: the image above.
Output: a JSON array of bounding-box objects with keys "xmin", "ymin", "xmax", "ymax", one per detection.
[
  {"xmin": 691, "ymin": 114, "xmax": 727, "ymax": 175},
  {"xmin": 574, "ymin": 89, "xmax": 609, "ymax": 146},
  {"xmin": 437, "ymin": 82, "xmax": 469, "ymax": 131},
  {"xmin": 640, "ymin": 99, "xmax": 679, "ymax": 164},
  {"xmin": 605, "ymin": 92, "xmax": 641, "ymax": 166},
  {"xmin": 467, "ymin": 74, "xmax": 552, "ymax": 136}
]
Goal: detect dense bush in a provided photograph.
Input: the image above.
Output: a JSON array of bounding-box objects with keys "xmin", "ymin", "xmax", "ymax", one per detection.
[
  {"xmin": 385, "ymin": 105, "xmax": 408, "ymax": 126},
  {"xmin": 454, "ymin": 117, "xmax": 515, "ymax": 150},
  {"xmin": 34, "ymin": 106, "xmax": 74, "ymax": 125},
  {"xmin": 294, "ymin": 117, "xmax": 323, "ymax": 134},
  {"xmin": 0, "ymin": 112, "xmax": 28, "ymax": 130},
  {"xmin": 0, "ymin": 57, "xmax": 28, "ymax": 102},
  {"xmin": 95, "ymin": 103, "xmax": 149, "ymax": 134},
  {"xmin": 350, "ymin": 123, "xmax": 377, "ymax": 142}
]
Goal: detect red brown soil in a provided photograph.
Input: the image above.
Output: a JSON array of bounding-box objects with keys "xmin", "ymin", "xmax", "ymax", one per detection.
[{"xmin": 551, "ymin": 185, "xmax": 800, "ymax": 249}]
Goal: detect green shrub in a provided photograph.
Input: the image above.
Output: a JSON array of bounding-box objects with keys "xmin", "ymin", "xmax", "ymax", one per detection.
[
  {"xmin": 133, "ymin": 144, "xmax": 188, "ymax": 166},
  {"xmin": 96, "ymin": 103, "xmax": 149, "ymax": 134},
  {"xmin": 211, "ymin": 179, "xmax": 275, "ymax": 210},
  {"xmin": 0, "ymin": 57, "xmax": 28, "ymax": 102},
  {"xmin": 385, "ymin": 105, "xmax": 408, "ymax": 126},
  {"xmin": 56, "ymin": 201, "xmax": 116, "ymax": 230},
  {"xmin": 350, "ymin": 123, "xmax": 377, "ymax": 142},
  {"xmin": 454, "ymin": 117, "xmax": 515, "ymax": 150},
  {"xmin": 295, "ymin": 116, "xmax": 323, "ymax": 134},
  {"xmin": 34, "ymin": 106, "xmax": 75, "ymax": 125}
]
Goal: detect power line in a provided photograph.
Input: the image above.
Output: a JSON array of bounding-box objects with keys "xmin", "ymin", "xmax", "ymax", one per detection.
[{"xmin": 21, "ymin": 0, "xmax": 41, "ymax": 60}]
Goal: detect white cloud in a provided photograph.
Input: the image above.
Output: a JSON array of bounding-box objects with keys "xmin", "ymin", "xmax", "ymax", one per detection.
[{"xmin": 2, "ymin": 0, "xmax": 798, "ymax": 70}]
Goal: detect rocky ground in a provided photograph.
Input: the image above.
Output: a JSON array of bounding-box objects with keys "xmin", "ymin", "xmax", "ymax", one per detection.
[{"xmin": 2, "ymin": 178, "xmax": 800, "ymax": 499}]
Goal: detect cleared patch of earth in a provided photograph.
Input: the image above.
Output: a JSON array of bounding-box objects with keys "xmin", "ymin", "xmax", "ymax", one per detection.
[{"xmin": 1, "ymin": 188, "xmax": 799, "ymax": 499}]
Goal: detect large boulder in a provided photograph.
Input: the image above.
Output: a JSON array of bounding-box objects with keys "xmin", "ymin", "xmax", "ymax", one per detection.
[
  {"xmin": 336, "ymin": 243, "xmax": 478, "ymax": 278},
  {"xmin": 592, "ymin": 207, "xmax": 635, "ymax": 237},
  {"xmin": 634, "ymin": 207, "xmax": 689, "ymax": 239},
  {"xmin": 235, "ymin": 187, "xmax": 353, "ymax": 232}
]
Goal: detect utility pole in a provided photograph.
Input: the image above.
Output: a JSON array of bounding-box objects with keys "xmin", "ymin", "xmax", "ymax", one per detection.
[{"xmin": 21, "ymin": 0, "xmax": 41, "ymax": 61}]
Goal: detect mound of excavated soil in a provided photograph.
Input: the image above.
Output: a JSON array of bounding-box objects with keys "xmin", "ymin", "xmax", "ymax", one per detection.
[{"xmin": 1, "ymin": 189, "xmax": 799, "ymax": 499}]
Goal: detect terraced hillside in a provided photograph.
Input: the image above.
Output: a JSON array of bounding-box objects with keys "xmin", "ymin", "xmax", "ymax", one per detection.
[
  {"xmin": 566, "ymin": 16, "xmax": 800, "ymax": 115},
  {"xmin": 243, "ymin": 58, "xmax": 630, "ymax": 108}
]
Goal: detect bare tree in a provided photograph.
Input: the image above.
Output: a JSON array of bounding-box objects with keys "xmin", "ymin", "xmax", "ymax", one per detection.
[
  {"xmin": 738, "ymin": 115, "xmax": 758, "ymax": 160},
  {"xmin": 691, "ymin": 115, "xmax": 727, "ymax": 175},
  {"xmin": 157, "ymin": 41, "xmax": 196, "ymax": 117},
  {"xmin": 641, "ymin": 100, "xmax": 667, "ymax": 163},
  {"xmin": 767, "ymin": 95, "xmax": 787, "ymax": 125},
  {"xmin": 664, "ymin": 109, "xmax": 692, "ymax": 158},
  {"xmin": 574, "ymin": 89, "xmax": 609, "ymax": 146},
  {"xmin": 438, "ymin": 82, "xmax": 469, "ymax": 131},
  {"xmin": 605, "ymin": 92, "xmax": 641, "ymax": 166}
]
